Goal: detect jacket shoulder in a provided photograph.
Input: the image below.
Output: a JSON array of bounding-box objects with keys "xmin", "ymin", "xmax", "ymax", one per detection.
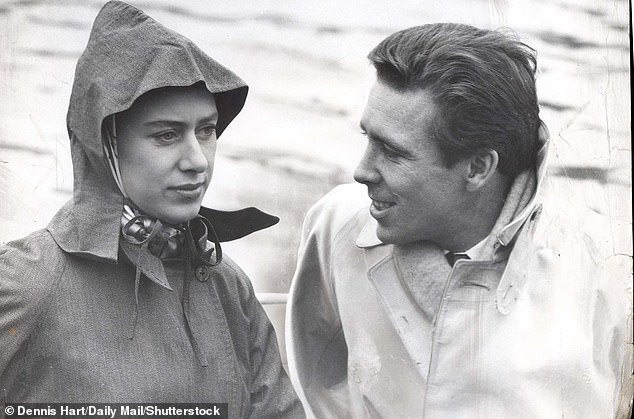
[
  {"xmin": 534, "ymin": 204, "xmax": 625, "ymax": 264},
  {"xmin": 303, "ymin": 183, "xmax": 369, "ymax": 240}
]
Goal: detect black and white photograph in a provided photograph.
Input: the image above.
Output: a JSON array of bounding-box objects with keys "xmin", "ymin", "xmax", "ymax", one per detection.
[{"xmin": 0, "ymin": 0, "xmax": 631, "ymax": 418}]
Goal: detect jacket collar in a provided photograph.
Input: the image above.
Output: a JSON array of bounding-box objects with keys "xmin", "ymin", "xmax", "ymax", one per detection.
[
  {"xmin": 356, "ymin": 216, "xmax": 382, "ymax": 248},
  {"xmin": 199, "ymin": 206, "xmax": 279, "ymax": 242},
  {"xmin": 496, "ymin": 130, "xmax": 549, "ymax": 247}
]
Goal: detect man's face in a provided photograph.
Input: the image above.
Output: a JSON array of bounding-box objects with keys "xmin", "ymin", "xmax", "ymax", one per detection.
[
  {"xmin": 116, "ymin": 85, "xmax": 218, "ymax": 225},
  {"xmin": 354, "ymin": 81, "xmax": 469, "ymax": 246}
]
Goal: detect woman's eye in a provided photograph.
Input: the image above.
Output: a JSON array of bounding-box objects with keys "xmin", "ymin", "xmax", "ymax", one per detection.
[
  {"xmin": 153, "ymin": 131, "xmax": 179, "ymax": 144},
  {"xmin": 196, "ymin": 126, "xmax": 217, "ymax": 141}
]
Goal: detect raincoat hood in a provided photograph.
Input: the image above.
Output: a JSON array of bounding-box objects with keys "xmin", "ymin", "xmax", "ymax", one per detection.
[{"xmin": 48, "ymin": 1, "xmax": 271, "ymax": 261}]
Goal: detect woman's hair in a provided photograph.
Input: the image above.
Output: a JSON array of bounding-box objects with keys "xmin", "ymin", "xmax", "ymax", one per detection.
[{"xmin": 368, "ymin": 23, "xmax": 541, "ymax": 176}]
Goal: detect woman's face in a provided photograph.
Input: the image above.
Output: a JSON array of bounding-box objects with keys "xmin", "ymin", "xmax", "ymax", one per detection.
[{"xmin": 116, "ymin": 85, "xmax": 218, "ymax": 225}]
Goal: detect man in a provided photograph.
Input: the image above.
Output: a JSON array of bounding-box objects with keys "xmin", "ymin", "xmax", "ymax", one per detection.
[{"xmin": 286, "ymin": 23, "xmax": 632, "ymax": 418}]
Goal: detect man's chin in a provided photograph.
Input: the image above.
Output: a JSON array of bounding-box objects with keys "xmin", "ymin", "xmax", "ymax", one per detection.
[
  {"xmin": 376, "ymin": 223, "xmax": 425, "ymax": 245},
  {"xmin": 375, "ymin": 225, "xmax": 401, "ymax": 245}
]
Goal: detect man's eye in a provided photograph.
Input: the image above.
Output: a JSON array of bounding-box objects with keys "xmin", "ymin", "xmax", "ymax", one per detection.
[{"xmin": 381, "ymin": 144, "xmax": 401, "ymax": 158}]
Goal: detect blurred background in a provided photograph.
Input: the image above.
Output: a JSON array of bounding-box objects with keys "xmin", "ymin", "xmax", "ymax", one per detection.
[{"xmin": 0, "ymin": 0, "xmax": 630, "ymax": 361}]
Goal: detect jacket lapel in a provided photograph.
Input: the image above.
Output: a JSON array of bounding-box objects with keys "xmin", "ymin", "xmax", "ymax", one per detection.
[{"xmin": 357, "ymin": 219, "xmax": 445, "ymax": 378}]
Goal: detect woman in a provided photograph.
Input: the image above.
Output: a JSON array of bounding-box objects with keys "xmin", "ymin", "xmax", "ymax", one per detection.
[{"xmin": 0, "ymin": 1, "xmax": 303, "ymax": 417}]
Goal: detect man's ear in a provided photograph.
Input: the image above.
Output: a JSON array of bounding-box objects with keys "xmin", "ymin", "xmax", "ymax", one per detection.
[{"xmin": 465, "ymin": 149, "xmax": 499, "ymax": 192}]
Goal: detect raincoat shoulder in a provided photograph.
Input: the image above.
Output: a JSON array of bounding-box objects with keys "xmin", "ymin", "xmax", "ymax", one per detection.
[
  {"xmin": 0, "ymin": 229, "xmax": 67, "ymax": 378},
  {"xmin": 285, "ymin": 183, "xmax": 373, "ymax": 417}
]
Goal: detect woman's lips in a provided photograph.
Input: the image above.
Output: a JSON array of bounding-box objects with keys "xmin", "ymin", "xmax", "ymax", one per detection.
[{"xmin": 170, "ymin": 182, "xmax": 205, "ymax": 199}]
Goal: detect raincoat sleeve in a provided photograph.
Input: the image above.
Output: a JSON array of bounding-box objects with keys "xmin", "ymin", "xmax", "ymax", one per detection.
[
  {"xmin": 225, "ymin": 258, "xmax": 305, "ymax": 418},
  {"xmin": 0, "ymin": 230, "xmax": 65, "ymax": 393},
  {"xmin": 286, "ymin": 186, "xmax": 364, "ymax": 418}
]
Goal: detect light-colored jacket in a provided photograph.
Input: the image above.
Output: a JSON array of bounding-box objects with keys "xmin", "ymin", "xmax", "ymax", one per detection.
[{"xmin": 286, "ymin": 141, "xmax": 632, "ymax": 418}]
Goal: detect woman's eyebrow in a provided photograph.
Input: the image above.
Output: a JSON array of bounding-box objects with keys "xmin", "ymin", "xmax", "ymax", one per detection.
[
  {"xmin": 142, "ymin": 115, "xmax": 218, "ymax": 128},
  {"xmin": 143, "ymin": 120, "xmax": 185, "ymax": 127},
  {"xmin": 196, "ymin": 116, "xmax": 218, "ymax": 125}
]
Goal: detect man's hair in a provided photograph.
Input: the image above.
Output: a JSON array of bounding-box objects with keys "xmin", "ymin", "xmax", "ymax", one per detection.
[{"xmin": 368, "ymin": 23, "xmax": 541, "ymax": 176}]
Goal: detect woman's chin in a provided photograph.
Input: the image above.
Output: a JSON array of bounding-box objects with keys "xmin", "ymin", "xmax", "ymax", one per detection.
[{"xmin": 153, "ymin": 206, "xmax": 202, "ymax": 226}]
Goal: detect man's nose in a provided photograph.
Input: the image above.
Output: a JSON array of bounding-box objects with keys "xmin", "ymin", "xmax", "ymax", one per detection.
[
  {"xmin": 353, "ymin": 145, "xmax": 381, "ymax": 185},
  {"xmin": 178, "ymin": 132, "xmax": 208, "ymax": 173}
]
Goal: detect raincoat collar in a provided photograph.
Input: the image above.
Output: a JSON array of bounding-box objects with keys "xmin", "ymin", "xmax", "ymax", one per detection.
[
  {"xmin": 116, "ymin": 208, "xmax": 283, "ymax": 294},
  {"xmin": 495, "ymin": 129, "xmax": 549, "ymax": 247},
  {"xmin": 47, "ymin": 1, "xmax": 256, "ymax": 262}
]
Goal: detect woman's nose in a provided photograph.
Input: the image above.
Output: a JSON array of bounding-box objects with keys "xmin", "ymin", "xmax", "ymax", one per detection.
[
  {"xmin": 178, "ymin": 132, "xmax": 208, "ymax": 173},
  {"xmin": 353, "ymin": 145, "xmax": 381, "ymax": 185}
]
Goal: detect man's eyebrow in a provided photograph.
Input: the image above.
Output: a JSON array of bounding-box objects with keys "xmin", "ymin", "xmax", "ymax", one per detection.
[{"xmin": 359, "ymin": 122, "xmax": 410, "ymax": 155}]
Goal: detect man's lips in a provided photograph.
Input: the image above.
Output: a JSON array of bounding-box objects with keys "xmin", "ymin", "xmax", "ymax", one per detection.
[
  {"xmin": 369, "ymin": 195, "xmax": 396, "ymax": 219},
  {"xmin": 369, "ymin": 193, "xmax": 395, "ymax": 207},
  {"xmin": 371, "ymin": 199, "xmax": 394, "ymax": 211}
]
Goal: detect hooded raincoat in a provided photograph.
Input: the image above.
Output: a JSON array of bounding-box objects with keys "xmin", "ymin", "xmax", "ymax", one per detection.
[
  {"xmin": 0, "ymin": 2, "xmax": 303, "ymax": 417},
  {"xmin": 286, "ymin": 134, "xmax": 633, "ymax": 418}
]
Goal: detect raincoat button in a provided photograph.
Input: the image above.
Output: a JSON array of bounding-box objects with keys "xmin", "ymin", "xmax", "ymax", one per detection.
[{"xmin": 195, "ymin": 265, "xmax": 210, "ymax": 282}]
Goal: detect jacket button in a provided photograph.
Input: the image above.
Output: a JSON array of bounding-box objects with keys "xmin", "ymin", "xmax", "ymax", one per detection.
[{"xmin": 195, "ymin": 265, "xmax": 210, "ymax": 282}]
